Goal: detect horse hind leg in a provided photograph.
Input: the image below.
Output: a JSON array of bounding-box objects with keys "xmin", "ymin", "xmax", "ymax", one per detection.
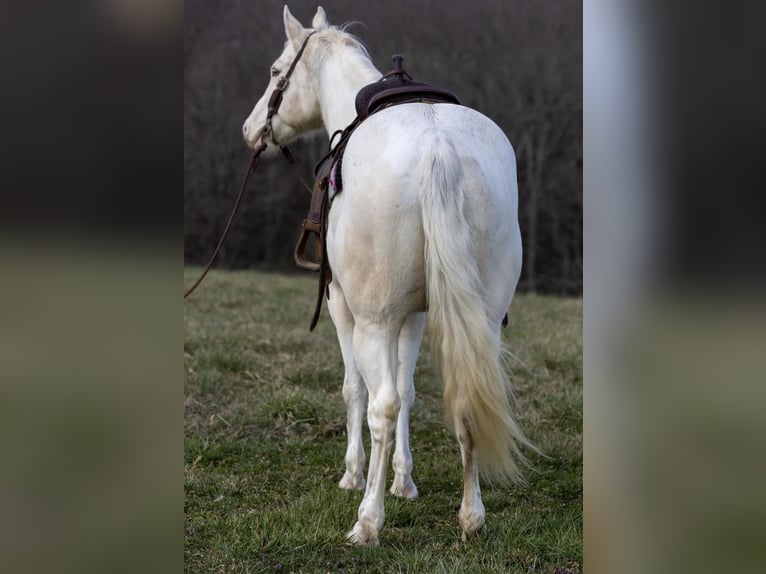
[
  {"xmin": 455, "ymin": 415, "xmax": 486, "ymax": 539},
  {"xmin": 390, "ymin": 312, "xmax": 425, "ymax": 499},
  {"xmin": 347, "ymin": 319, "xmax": 401, "ymax": 545},
  {"xmin": 327, "ymin": 282, "xmax": 367, "ymax": 491}
]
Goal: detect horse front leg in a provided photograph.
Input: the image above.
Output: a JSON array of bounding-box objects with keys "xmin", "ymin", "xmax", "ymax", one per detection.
[
  {"xmin": 390, "ymin": 312, "xmax": 425, "ymax": 499},
  {"xmin": 347, "ymin": 319, "xmax": 401, "ymax": 546},
  {"xmin": 327, "ymin": 282, "xmax": 367, "ymax": 491}
]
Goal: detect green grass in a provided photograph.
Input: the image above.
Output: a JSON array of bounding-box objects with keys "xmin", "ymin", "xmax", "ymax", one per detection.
[{"xmin": 185, "ymin": 269, "xmax": 582, "ymax": 573}]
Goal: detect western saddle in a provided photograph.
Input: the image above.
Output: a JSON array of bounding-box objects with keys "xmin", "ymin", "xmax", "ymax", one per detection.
[{"xmin": 294, "ymin": 55, "xmax": 461, "ymax": 330}]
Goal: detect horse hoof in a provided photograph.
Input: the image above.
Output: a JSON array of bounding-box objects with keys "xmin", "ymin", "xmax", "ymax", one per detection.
[
  {"xmin": 461, "ymin": 522, "xmax": 488, "ymax": 542},
  {"xmin": 390, "ymin": 476, "xmax": 418, "ymax": 499},
  {"xmin": 346, "ymin": 521, "xmax": 379, "ymax": 546},
  {"xmin": 459, "ymin": 510, "xmax": 486, "ymax": 540},
  {"xmin": 339, "ymin": 472, "xmax": 365, "ymax": 491}
]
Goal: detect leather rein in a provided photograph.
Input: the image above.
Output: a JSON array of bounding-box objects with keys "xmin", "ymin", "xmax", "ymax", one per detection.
[{"xmin": 184, "ymin": 32, "xmax": 316, "ymax": 300}]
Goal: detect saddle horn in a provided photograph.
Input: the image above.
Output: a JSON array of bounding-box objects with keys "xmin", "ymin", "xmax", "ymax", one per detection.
[{"xmin": 392, "ymin": 54, "xmax": 404, "ymax": 73}]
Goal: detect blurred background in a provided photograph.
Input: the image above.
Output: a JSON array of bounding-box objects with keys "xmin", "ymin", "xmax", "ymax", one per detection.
[
  {"xmin": 585, "ymin": 2, "xmax": 766, "ymax": 573},
  {"xmin": 184, "ymin": 0, "xmax": 583, "ymax": 295}
]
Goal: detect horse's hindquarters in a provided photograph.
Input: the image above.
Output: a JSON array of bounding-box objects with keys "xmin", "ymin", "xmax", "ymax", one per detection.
[{"xmin": 327, "ymin": 103, "xmax": 520, "ymax": 324}]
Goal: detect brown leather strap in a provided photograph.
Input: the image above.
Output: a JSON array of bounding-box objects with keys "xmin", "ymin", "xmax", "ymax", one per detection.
[
  {"xmin": 309, "ymin": 187, "xmax": 331, "ymax": 331},
  {"xmin": 293, "ymin": 158, "xmax": 330, "ymax": 272},
  {"xmin": 281, "ymin": 145, "xmax": 313, "ymax": 195},
  {"xmin": 184, "ymin": 143, "xmax": 267, "ymax": 299},
  {"xmin": 264, "ymin": 31, "xmax": 317, "ymax": 143}
]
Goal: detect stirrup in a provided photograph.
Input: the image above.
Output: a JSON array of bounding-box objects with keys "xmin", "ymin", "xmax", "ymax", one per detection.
[{"xmin": 294, "ymin": 222, "xmax": 322, "ymax": 272}]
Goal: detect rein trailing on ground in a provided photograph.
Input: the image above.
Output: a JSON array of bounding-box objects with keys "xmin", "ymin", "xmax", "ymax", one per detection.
[{"xmin": 183, "ymin": 32, "xmax": 316, "ymax": 301}]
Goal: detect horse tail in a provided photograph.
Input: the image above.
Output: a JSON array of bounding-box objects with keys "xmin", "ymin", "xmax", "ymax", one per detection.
[{"xmin": 417, "ymin": 132, "xmax": 532, "ymax": 484}]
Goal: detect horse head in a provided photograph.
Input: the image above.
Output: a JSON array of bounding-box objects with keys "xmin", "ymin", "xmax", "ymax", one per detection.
[{"xmin": 242, "ymin": 6, "xmax": 329, "ymax": 153}]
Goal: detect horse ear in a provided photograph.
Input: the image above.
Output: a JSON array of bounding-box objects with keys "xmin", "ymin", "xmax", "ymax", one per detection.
[
  {"xmin": 283, "ymin": 5, "xmax": 305, "ymax": 44},
  {"xmin": 312, "ymin": 6, "xmax": 329, "ymax": 30}
]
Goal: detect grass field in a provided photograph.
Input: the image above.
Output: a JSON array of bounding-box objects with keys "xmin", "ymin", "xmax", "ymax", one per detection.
[{"xmin": 184, "ymin": 269, "xmax": 582, "ymax": 573}]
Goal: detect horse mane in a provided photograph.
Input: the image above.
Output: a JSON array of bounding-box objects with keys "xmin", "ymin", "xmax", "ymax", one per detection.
[{"xmin": 311, "ymin": 24, "xmax": 378, "ymax": 75}]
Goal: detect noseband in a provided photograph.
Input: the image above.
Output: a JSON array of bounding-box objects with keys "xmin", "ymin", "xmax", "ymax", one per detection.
[{"xmin": 262, "ymin": 31, "xmax": 317, "ymax": 144}]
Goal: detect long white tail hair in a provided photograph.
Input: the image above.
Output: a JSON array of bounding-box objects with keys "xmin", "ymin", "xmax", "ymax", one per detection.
[{"xmin": 418, "ymin": 131, "xmax": 534, "ymax": 483}]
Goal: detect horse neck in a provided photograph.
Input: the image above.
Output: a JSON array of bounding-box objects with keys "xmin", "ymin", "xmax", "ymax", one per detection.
[{"xmin": 316, "ymin": 44, "xmax": 381, "ymax": 137}]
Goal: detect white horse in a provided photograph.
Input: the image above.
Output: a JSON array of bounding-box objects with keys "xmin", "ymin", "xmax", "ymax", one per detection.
[{"xmin": 243, "ymin": 6, "xmax": 532, "ymax": 545}]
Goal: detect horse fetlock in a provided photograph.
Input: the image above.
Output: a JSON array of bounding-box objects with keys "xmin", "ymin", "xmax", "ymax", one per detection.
[
  {"xmin": 459, "ymin": 500, "xmax": 486, "ymax": 536},
  {"xmin": 346, "ymin": 520, "xmax": 379, "ymax": 546},
  {"xmin": 390, "ymin": 474, "xmax": 419, "ymax": 499},
  {"xmin": 350, "ymin": 498, "xmax": 384, "ymax": 543},
  {"xmin": 339, "ymin": 470, "xmax": 366, "ymax": 491}
]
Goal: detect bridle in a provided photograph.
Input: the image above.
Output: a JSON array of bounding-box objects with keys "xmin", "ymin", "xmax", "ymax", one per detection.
[
  {"xmin": 184, "ymin": 31, "xmax": 317, "ymax": 300},
  {"xmin": 262, "ymin": 30, "xmax": 317, "ymax": 146}
]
